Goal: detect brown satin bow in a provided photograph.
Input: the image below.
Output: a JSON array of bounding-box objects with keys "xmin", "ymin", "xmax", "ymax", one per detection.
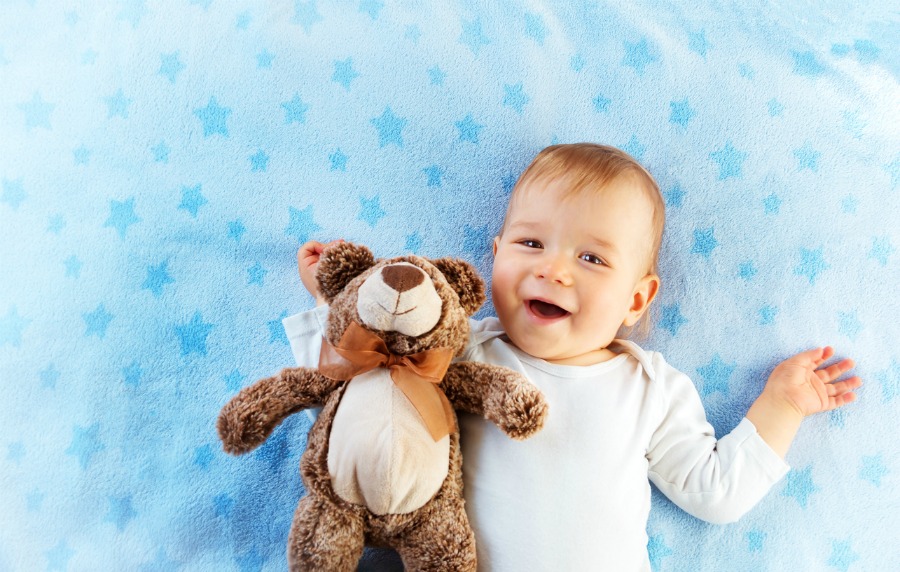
[{"xmin": 318, "ymin": 321, "xmax": 456, "ymax": 441}]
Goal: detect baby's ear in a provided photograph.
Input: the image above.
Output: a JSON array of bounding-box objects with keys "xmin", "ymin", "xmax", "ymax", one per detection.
[
  {"xmin": 316, "ymin": 242, "xmax": 376, "ymax": 303},
  {"xmin": 432, "ymin": 258, "xmax": 486, "ymax": 316}
]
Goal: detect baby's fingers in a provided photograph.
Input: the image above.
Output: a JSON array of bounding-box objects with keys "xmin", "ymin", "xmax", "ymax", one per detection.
[
  {"xmin": 825, "ymin": 376, "xmax": 862, "ymax": 397},
  {"xmin": 817, "ymin": 358, "xmax": 855, "ymax": 382}
]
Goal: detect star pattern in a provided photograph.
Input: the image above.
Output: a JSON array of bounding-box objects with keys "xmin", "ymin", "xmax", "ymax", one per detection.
[
  {"xmin": 247, "ymin": 261, "xmax": 267, "ymax": 285},
  {"xmin": 330, "ymin": 149, "xmax": 348, "ymax": 171},
  {"xmin": 794, "ymin": 247, "xmax": 829, "ymax": 285},
  {"xmin": 105, "ymin": 89, "xmax": 132, "ymax": 118},
  {"xmin": 710, "ymin": 141, "xmax": 748, "ymax": 179},
  {"xmin": 659, "ymin": 303, "xmax": 688, "ymax": 336},
  {"xmin": 40, "ymin": 363, "xmax": 60, "ymax": 388},
  {"xmin": 66, "ymin": 423, "xmax": 105, "ymax": 469},
  {"xmin": 175, "ymin": 312, "xmax": 214, "ymax": 356},
  {"xmin": 84, "ymin": 304, "xmax": 114, "ymax": 338},
  {"xmin": 178, "ymin": 184, "xmax": 207, "ymax": 218},
  {"xmin": 18, "ymin": 92, "xmax": 54, "ymax": 130},
  {"xmin": 859, "ymin": 454, "xmax": 888, "ymax": 486},
  {"xmin": 423, "ymin": 165, "xmax": 444, "ymax": 187},
  {"xmin": 294, "ymin": 0, "xmax": 322, "ymax": 33},
  {"xmin": 794, "ymin": 142, "xmax": 821, "ymax": 171},
  {"xmin": 524, "ymin": 13, "xmax": 548, "ymax": 45},
  {"xmin": 371, "ymin": 107, "xmax": 407, "ymax": 147},
  {"xmin": 663, "ymin": 183, "xmax": 684, "ymax": 207},
  {"xmin": 159, "ymin": 52, "xmax": 185, "ymax": 83},
  {"xmin": 622, "ymin": 38, "xmax": 658, "ymax": 75},
  {"xmin": 697, "ymin": 354, "xmax": 736, "ymax": 396},
  {"xmin": 143, "ymin": 261, "xmax": 175, "ymax": 297},
  {"xmin": 333, "ymin": 58, "xmax": 359, "ymax": 89},
  {"xmin": 194, "ymin": 97, "xmax": 231, "ymax": 136},
  {"xmin": 106, "ymin": 495, "xmax": 137, "ymax": 531},
  {"xmin": 869, "ymin": 236, "xmax": 893, "ymax": 265},
  {"xmin": 282, "ymin": 94, "xmax": 309, "ymax": 124},
  {"xmin": 285, "ymin": 205, "xmax": 321, "ymax": 243},
  {"xmin": 104, "ymin": 197, "xmax": 141, "ymax": 239},
  {"xmin": 669, "ymin": 98, "xmax": 695, "ymax": 127},
  {"xmin": 782, "ymin": 465, "xmax": 819, "ymax": 508},
  {"xmin": 1, "ymin": 306, "xmax": 30, "ymax": 347},
  {"xmin": 691, "ymin": 227, "xmax": 718, "ymax": 258},
  {"xmin": 827, "ymin": 540, "xmax": 860, "ymax": 571},
  {"xmin": 502, "ymin": 83, "xmax": 529, "ymax": 113},
  {"xmin": 793, "ymin": 50, "xmax": 826, "ymax": 76},
  {"xmin": 460, "ymin": 19, "xmax": 490, "ymax": 55},
  {"xmin": 456, "ymin": 114, "xmax": 484, "ymax": 143},
  {"xmin": 359, "ymin": 195, "xmax": 386, "ymax": 227}
]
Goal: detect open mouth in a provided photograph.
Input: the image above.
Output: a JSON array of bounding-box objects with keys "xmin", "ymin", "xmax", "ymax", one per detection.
[{"xmin": 526, "ymin": 299, "xmax": 570, "ymax": 319}]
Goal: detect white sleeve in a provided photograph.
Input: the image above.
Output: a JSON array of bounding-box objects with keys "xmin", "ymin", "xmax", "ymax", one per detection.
[
  {"xmin": 282, "ymin": 305, "xmax": 329, "ymax": 367},
  {"xmin": 646, "ymin": 356, "xmax": 790, "ymax": 525}
]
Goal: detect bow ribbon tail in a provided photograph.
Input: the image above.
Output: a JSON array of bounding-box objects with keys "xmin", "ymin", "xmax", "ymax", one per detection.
[{"xmin": 390, "ymin": 367, "xmax": 456, "ymax": 441}]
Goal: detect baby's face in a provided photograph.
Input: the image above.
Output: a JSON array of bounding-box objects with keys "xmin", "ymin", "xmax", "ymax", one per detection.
[{"xmin": 491, "ymin": 174, "xmax": 658, "ymax": 366}]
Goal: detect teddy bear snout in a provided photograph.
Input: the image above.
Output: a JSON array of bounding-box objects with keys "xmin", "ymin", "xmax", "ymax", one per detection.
[{"xmin": 356, "ymin": 262, "xmax": 443, "ymax": 337}]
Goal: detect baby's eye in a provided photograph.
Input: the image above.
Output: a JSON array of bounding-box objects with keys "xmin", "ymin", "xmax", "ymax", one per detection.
[
  {"xmin": 518, "ymin": 239, "xmax": 543, "ymax": 249},
  {"xmin": 580, "ymin": 253, "xmax": 605, "ymax": 265}
]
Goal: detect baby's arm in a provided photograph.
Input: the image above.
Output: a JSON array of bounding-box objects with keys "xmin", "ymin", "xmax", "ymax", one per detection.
[{"xmin": 746, "ymin": 346, "xmax": 861, "ymax": 458}]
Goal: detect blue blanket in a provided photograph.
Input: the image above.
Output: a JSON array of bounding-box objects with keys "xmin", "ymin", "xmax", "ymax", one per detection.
[{"xmin": 1, "ymin": 1, "xmax": 897, "ymax": 570}]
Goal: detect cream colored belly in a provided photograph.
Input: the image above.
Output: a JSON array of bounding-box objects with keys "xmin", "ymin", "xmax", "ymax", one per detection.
[{"xmin": 327, "ymin": 369, "xmax": 450, "ymax": 515}]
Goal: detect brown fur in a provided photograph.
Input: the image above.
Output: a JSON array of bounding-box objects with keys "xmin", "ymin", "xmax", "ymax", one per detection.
[{"xmin": 218, "ymin": 242, "xmax": 548, "ymax": 571}]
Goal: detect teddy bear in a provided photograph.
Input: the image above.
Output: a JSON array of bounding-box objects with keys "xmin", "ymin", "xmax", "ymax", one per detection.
[{"xmin": 217, "ymin": 242, "xmax": 548, "ymax": 571}]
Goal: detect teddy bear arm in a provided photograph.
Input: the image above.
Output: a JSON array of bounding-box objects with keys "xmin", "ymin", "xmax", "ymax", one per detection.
[
  {"xmin": 217, "ymin": 367, "xmax": 342, "ymax": 455},
  {"xmin": 443, "ymin": 362, "xmax": 548, "ymax": 440}
]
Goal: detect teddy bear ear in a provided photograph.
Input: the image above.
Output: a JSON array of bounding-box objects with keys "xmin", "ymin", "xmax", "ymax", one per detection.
[
  {"xmin": 316, "ymin": 242, "xmax": 377, "ymax": 303},
  {"xmin": 431, "ymin": 258, "xmax": 486, "ymax": 316}
]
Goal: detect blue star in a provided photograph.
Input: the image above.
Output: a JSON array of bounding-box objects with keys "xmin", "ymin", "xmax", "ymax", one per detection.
[
  {"xmin": 691, "ymin": 227, "xmax": 718, "ymax": 258},
  {"xmin": 64, "ymin": 255, "xmax": 83, "ymax": 278},
  {"xmin": 40, "ymin": 363, "xmax": 60, "ymax": 388},
  {"xmin": 503, "ymin": 83, "xmax": 530, "ymax": 114},
  {"xmin": 524, "ymin": 13, "xmax": 548, "ymax": 45},
  {"xmin": 669, "ymin": 99, "xmax": 695, "ymax": 127},
  {"xmin": 359, "ymin": 195, "xmax": 386, "ymax": 227},
  {"xmin": 428, "ymin": 66, "xmax": 446, "ymax": 85},
  {"xmin": 194, "ymin": 97, "xmax": 231, "ymax": 137},
  {"xmin": 105, "ymin": 88, "xmax": 132, "ymax": 119},
  {"xmin": 214, "ymin": 493, "xmax": 235, "ymax": 518},
  {"xmin": 123, "ymin": 361, "xmax": 142, "ymax": 387},
  {"xmin": 359, "ymin": 0, "xmax": 383, "ymax": 20},
  {"xmin": 405, "ymin": 232, "xmax": 423, "ymax": 254},
  {"xmin": 1, "ymin": 306, "xmax": 29, "ymax": 347},
  {"xmin": 663, "ymin": 183, "xmax": 684, "ymax": 207},
  {"xmin": 293, "ymin": 0, "xmax": 322, "ymax": 33},
  {"xmin": 27, "ymin": 489, "xmax": 45, "ymax": 512},
  {"xmin": 659, "ymin": 304, "xmax": 687, "ymax": 336},
  {"xmin": 571, "ymin": 53, "xmax": 586, "ymax": 72},
  {"xmin": 66, "ymin": 423, "xmax": 105, "ymax": 469},
  {"xmin": 256, "ymin": 50, "xmax": 274, "ymax": 68},
  {"xmin": 18, "ymin": 91, "xmax": 54, "ymax": 129},
  {"xmin": 830, "ymin": 407, "xmax": 847, "ymax": 429},
  {"xmin": 647, "ymin": 534, "xmax": 673, "ymax": 568},
  {"xmin": 688, "ymin": 29, "xmax": 709, "ymax": 57},
  {"xmin": 763, "ymin": 193, "xmax": 782, "ymax": 214},
  {"xmin": 268, "ymin": 311, "xmax": 290, "ymax": 344},
  {"xmin": 228, "ymin": 219, "xmax": 246, "ymax": 242},
  {"xmin": 738, "ymin": 62, "xmax": 755, "ymax": 78},
  {"xmin": 792, "ymin": 51, "xmax": 825, "ymax": 76},
  {"xmin": 463, "ymin": 224, "xmax": 490, "ymax": 257},
  {"xmin": 106, "ymin": 495, "xmax": 137, "ymax": 531},
  {"xmin": 697, "ymin": 354, "xmax": 736, "ymax": 396},
  {"xmin": 73, "ymin": 146, "xmax": 91, "ymax": 165},
  {"xmin": 795, "ymin": 247, "xmax": 829, "ymax": 285},
  {"xmin": 84, "ymin": 304, "xmax": 114, "ymax": 338},
  {"xmin": 622, "ymin": 135, "xmax": 645, "ymax": 161},
  {"xmin": 869, "ymin": 236, "xmax": 893, "ymax": 265},
  {"xmin": 330, "ymin": 149, "xmax": 348, "ymax": 171},
  {"xmin": 837, "ymin": 311, "xmax": 862, "ymax": 340},
  {"xmin": 738, "ymin": 261, "xmax": 757, "ymax": 280},
  {"xmin": 859, "ymin": 454, "xmax": 888, "ymax": 486},
  {"xmin": 7, "ymin": 442, "xmax": 25, "ymax": 463},
  {"xmin": 333, "ymin": 58, "xmax": 359, "ymax": 90},
  {"xmin": 175, "ymin": 312, "xmax": 214, "ymax": 356},
  {"xmin": 423, "ymin": 165, "xmax": 444, "ymax": 187},
  {"xmin": 759, "ymin": 305, "xmax": 778, "ymax": 325},
  {"xmin": 159, "ymin": 52, "xmax": 184, "ymax": 83},
  {"xmin": 235, "ymin": 10, "xmax": 251, "ymax": 29},
  {"xmin": 768, "ymin": 98, "xmax": 784, "ymax": 116},
  {"xmin": 152, "ymin": 141, "xmax": 170, "ymax": 163},
  {"xmin": 854, "ymin": 39, "xmax": 879, "ymax": 64},
  {"xmin": 841, "ymin": 195, "xmax": 858, "ymax": 214},
  {"xmin": 459, "ymin": 18, "xmax": 490, "ymax": 55},
  {"xmin": 591, "ymin": 93, "xmax": 612, "ymax": 113},
  {"xmin": 831, "ymin": 43, "xmax": 851, "ymax": 57},
  {"xmin": 250, "ymin": 150, "xmax": 269, "ymax": 172},
  {"xmin": 2, "ymin": 178, "xmax": 26, "ymax": 209},
  {"xmin": 842, "ymin": 110, "xmax": 865, "ymax": 139},
  {"xmin": 371, "ymin": 107, "xmax": 407, "ymax": 147},
  {"xmin": 827, "ymin": 540, "xmax": 860, "ymax": 572},
  {"xmin": 877, "ymin": 361, "xmax": 899, "ymax": 403},
  {"xmin": 710, "ymin": 141, "xmax": 748, "ymax": 180},
  {"xmin": 794, "ymin": 142, "xmax": 821, "ymax": 171},
  {"xmin": 194, "ymin": 444, "xmax": 213, "ymax": 469},
  {"xmin": 143, "ymin": 261, "xmax": 174, "ymax": 297},
  {"xmin": 46, "ymin": 540, "xmax": 75, "ymax": 571},
  {"xmin": 285, "ymin": 205, "xmax": 321, "ymax": 243},
  {"xmin": 622, "ymin": 37, "xmax": 658, "ymax": 75},
  {"xmin": 179, "ymin": 184, "xmax": 207, "ymax": 218},
  {"xmin": 404, "ymin": 25, "xmax": 421, "ymax": 42},
  {"xmin": 456, "ymin": 114, "xmax": 484, "ymax": 143},
  {"xmin": 282, "ymin": 94, "xmax": 309, "ymax": 125},
  {"xmin": 248, "ymin": 261, "xmax": 267, "ymax": 286},
  {"xmin": 746, "ymin": 530, "xmax": 766, "ymax": 552},
  {"xmin": 224, "ymin": 369, "xmax": 246, "ymax": 392},
  {"xmin": 782, "ymin": 465, "xmax": 819, "ymax": 508},
  {"xmin": 105, "ymin": 197, "xmax": 141, "ymax": 239},
  {"xmin": 118, "ymin": 0, "xmax": 148, "ymax": 28}
]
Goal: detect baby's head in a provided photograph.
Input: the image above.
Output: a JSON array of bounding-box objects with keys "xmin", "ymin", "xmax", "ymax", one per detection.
[{"xmin": 491, "ymin": 143, "xmax": 665, "ymax": 365}]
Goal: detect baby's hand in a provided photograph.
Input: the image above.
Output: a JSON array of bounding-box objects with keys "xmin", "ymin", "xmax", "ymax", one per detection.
[
  {"xmin": 763, "ymin": 346, "xmax": 861, "ymax": 417},
  {"xmin": 298, "ymin": 239, "xmax": 343, "ymax": 305}
]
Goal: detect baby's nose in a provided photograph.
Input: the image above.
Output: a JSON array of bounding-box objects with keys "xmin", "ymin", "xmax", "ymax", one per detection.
[{"xmin": 381, "ymin": 264, "xmax": 425, "ymax": 293}]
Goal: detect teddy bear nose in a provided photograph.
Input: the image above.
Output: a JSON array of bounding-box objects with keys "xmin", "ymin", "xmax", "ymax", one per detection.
[{"xmin": 381, "ymin": 264, "xmax": 425, "ymax": 293}]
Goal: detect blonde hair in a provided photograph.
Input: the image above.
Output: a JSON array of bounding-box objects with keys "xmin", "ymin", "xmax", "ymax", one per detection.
[{"xmin": 503, "ymin": 143, "xmax": 666, "ymax": 338}]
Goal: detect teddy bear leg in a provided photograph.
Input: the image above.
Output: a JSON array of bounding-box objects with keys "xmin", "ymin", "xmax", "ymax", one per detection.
[
  {"xmin": 394, "ymin": 495, "xmax": 476, "ymax": 572},
  {"xmin": 287, "ymin": 493, "xmax": 365, "ymax": 572}
]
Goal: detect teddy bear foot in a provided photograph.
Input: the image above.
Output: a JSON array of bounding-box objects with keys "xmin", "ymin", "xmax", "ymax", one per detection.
[{"xmin": 288, "ymin": 493, "xmax": 365, "ymax": 572}]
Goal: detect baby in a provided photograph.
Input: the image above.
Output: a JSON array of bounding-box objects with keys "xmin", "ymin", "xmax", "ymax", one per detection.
[{"xmin": 288, "ymin": 143, "xmax": 861, "ymax": 570}]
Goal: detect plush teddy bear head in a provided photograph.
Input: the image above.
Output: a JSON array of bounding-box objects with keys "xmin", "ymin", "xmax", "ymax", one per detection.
[{"xmin": 316, "ymin": 241, "xmax": 486, "ymax": 357}]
